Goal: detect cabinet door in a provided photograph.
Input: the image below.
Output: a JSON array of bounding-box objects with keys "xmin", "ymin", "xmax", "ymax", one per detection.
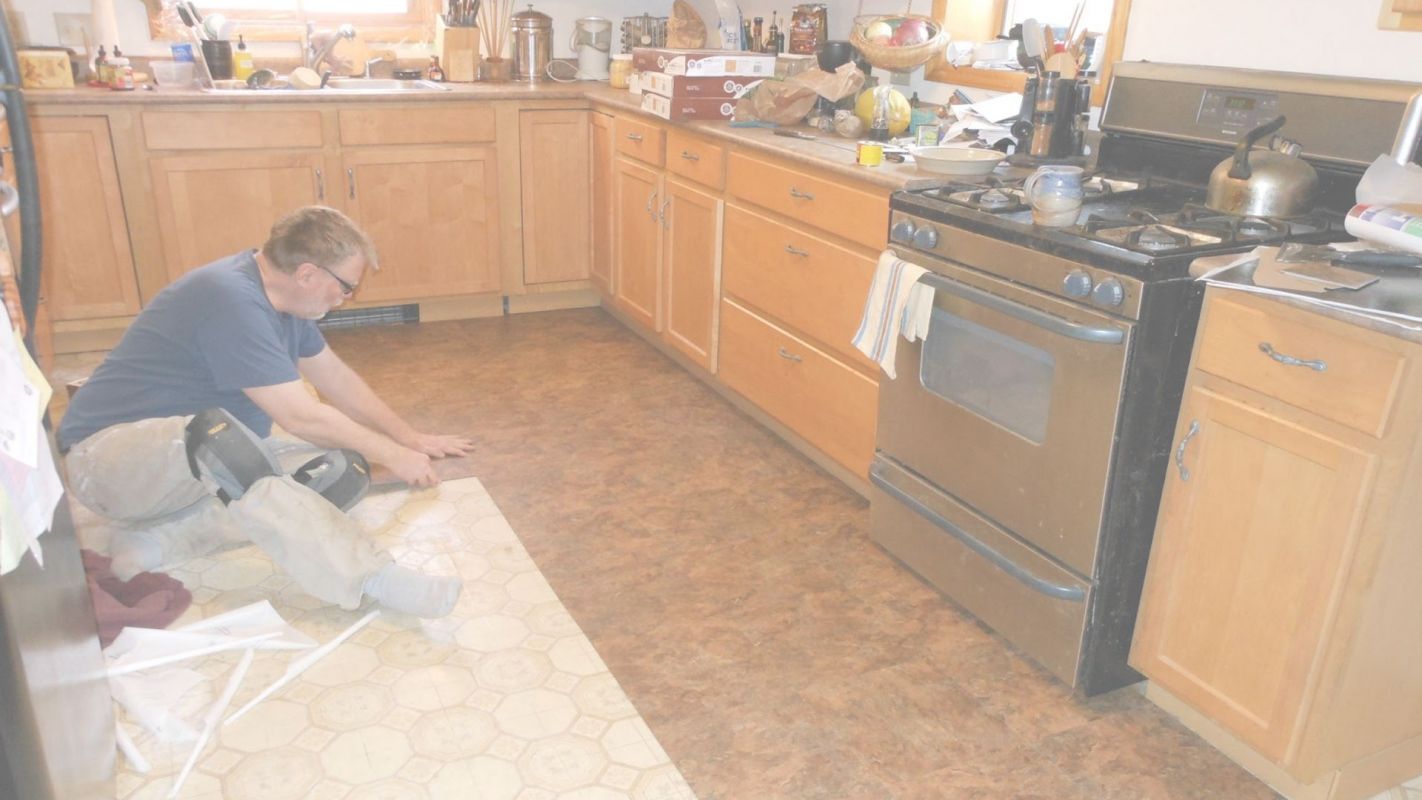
[
  {"xmin": 612, "ymin": 157, "xmax": 661, "ymax": 332},
  {"xmin": 520, "ymin": 110, "xmax": 590, "ymax": 285},
  {"xmin": 1131, "ymin": 385, "xmax": 1375, "ymax": 762},
  {"xmin": 150, "ymin": 152, "xmax": 324, "ymax": 284},
  {"xmin": 341, "ymin": 145, "xmax": 502, "ymax": 302},
  {"xmin": 33, "ymin": 117, "xmax": 140, "ymax": 320},
  {"xmin": 662, "ymin": 177, "xmax": 720, "ymax": 371},
  {"xmin": 590, "ymin": 112, "xmax": 614, "ymax": 296}
]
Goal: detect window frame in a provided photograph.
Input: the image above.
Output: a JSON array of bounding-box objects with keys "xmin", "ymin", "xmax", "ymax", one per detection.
[
  {"xmin": 1379, "ymin": 0, "xmax": 1422, "ymax": 31},
  {"xmin": 143, "ymin": 0, "xmax": 438, "ymax": 44},
  {"xmin": 923, "ymin": 0, "xmax": 1134, "ymax": 107}
]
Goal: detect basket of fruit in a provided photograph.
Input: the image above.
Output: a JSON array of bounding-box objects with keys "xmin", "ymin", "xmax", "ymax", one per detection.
[{"xmin": 850, "ymin": 12, "xmax": 948, "ymax": 72}]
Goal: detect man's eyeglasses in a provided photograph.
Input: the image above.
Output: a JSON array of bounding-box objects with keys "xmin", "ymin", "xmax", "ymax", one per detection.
[{"xmin": 316, "ymin": 264, "xmax": 358, "ymax": 296}]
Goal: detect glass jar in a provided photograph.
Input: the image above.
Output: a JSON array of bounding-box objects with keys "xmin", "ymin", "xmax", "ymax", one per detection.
[{"xmin": 609, "ymin": 54, "xmax": 632, "ymax": 89}]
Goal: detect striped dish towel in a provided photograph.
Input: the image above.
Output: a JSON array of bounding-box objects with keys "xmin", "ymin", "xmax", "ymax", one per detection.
[{"xmin": 852, "ymin": 251, "xmax": 934, "ymax": 380}]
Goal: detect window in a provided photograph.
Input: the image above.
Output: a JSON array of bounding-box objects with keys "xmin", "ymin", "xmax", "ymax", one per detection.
[
  {"xmin": 1379, "ymin": 0, "xmax": 1422, "ymax": 30},
  {"xmin": 143, "ymin": 0, "xmax": 434, "ymax": 42}
]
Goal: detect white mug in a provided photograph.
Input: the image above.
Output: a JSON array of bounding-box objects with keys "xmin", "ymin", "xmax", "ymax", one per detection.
[{"xmin": 1024, "ymin": 165, "xmax": 1085, "ymax": 227}]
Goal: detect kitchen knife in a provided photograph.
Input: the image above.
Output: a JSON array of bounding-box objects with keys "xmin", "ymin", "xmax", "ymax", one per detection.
[{"xmin": 1277, "ymin": 242, "xmax": 1422, "ymax": 268}]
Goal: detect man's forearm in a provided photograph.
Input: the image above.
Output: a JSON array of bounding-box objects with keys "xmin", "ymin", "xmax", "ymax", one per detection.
[
  {"xmin": 308, "ymin": 361, "xmax": 418, "ymax": 446},
  {"xmin": 279, "ymin": 401, "xmax": 411, "ymax": 468}
]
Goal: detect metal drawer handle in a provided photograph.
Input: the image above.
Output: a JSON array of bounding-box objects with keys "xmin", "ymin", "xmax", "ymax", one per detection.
[
  {"xmin": 777, "ymin": 347, "xmax": 803, "ymax": 362},
  {"xmin": 784, "ymin": 244, "xmax": 809, "ymax": 258},
  {"xmin": 646, "ymin": 189, "xmax": 657, "ymax": 220},
  {"xmin": 0, "ymin": 181, "xmax": 16, "ymax": 218},
  {"xmin": 347, "ymin": 167, "xmax": 356, "ymax": 200},
  {"xmin": 1174, "ymin": 419, "xmax": 1200, "ymax": 481},
  {"xmin": 918, "ymin": 272, "xmax": 1126, "ymax": 345},
  {"xmin": 789, "ymin": 187, "xmax": 815, "ymax": 201},
  {"xmin": 626, "ymin": 132, "xmax": 644, "ymax": 142},
  {"xmin": 680, "ymin": 150, "xmax": 700, "ymax": 161},
  {"xmin": 1258, "ymin": 342, "xmax": 1326, "ymax": 372},
  {"xmin": 869, "ymin": 464, "xmax": 1086, "ymax": 602},
  {"xmin": 660, "ymin": 198, "xmax": 670, "ymax": 229},
  {"xmin": 314, "ymin": 168, "xmax": 325, "ymax": 202}
]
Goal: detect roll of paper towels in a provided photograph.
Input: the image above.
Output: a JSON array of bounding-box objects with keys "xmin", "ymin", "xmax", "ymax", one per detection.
[{"xmin": 1345, "ymin": 204, "xmax": 1422, "ymax": 257}]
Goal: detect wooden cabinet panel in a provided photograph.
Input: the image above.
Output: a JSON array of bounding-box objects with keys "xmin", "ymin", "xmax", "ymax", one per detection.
[
  {"xmin": 149, "ymin": 151, "xmax": 323, "ymax": 283},
  {"xmin": 32, "ymin": 117, "xmax": 140, "ymax": 320},
  {"xmin": 719, "ymin": 299, "xmax": 878, "ymax": 476},
  {"xmin": 1131, "ymin": 385, "xmax": 1375, "ymax": 762},
  {"xmin": 1194, "ymin": 293, "xmax": 1406, "ymax": 437},
  {"xmin": 614, "ymin": 116, "xmax": 665, "ymax": 167},
  {"xmin": 612, "ymin": 157, "xmax": 661, "ymax": 331},
  {"xmin": 665, "ymin": 129, "xmax": 725, "ymax": 190},
  {"xmin": 662, "ymin": 178, "xmax": 721, "ymax": 371},
  {"xmin": 341, "ymin": 145, "xmax": 502, "ymax": 302},
  {"xmin": 338, "ymin": 106, "xmax": 497, "ymax": 145},
  {"xmin": 590, "ymin": 112, "xmax": 614, "ymax": 295},
  {"xmin": 142, "ymin": 110, "xmax": 323, "ymax": 150},
  {"xmin": 726, "ymin": 151, "xmax": 888, "ymax": 250},
  {"xmin": 519, "ymin": 110, "xmax": 591, "ymax": 285},
  {"xmin": 722, "ymin": 203, "xmax": 877, "ymax": 370}
]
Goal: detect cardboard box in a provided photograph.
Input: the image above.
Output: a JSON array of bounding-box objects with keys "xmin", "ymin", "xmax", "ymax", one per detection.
[
  {"xmin": 639, "ymin": 72, "xmax": 755, "ymax": 99},
  {"xmin": 640, "ymin": 93, "xmax": 737, "ymax": 121},
  {"xmin": 631, "ymin": 47, "xmax": 775, "ymax": 78},
  {"xmin": 17, "ymin": 50, "xmax": 75, "ymax": 89}
]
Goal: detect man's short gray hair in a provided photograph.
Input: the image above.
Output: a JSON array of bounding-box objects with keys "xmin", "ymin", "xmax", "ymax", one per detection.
[{"xmin": 262, "ymin": 206, "xmax": 378, "ymax": 274}]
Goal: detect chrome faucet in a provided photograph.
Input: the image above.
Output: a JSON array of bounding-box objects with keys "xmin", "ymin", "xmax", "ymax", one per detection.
[
  {"xmin": 363, "ymin": 56, "xmax": 389, "ymax": 78},
  {"xmin": 304, "ymin": 22, "xmax": 357, "ymax": 72}
]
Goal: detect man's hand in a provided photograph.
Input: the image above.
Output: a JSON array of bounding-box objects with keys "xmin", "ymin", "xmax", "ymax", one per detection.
[
  {"xmin": 387, "ymin": 446, "xmax": 439, "ymax": 488},
  {"xmin": 400, "ymin": 432, "xmax": 475, "ymax": 459}
]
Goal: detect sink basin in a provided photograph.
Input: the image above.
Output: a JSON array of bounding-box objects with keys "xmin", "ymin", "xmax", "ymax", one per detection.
[{"xmin": 201, "ymin": 77, "xmax": 451, "ymax": 94}]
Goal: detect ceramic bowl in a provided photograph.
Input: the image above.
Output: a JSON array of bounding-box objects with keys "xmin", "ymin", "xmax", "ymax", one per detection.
[{"xmin": 910, "ymin": 146, "xmax": 1006, "ymax": 177}]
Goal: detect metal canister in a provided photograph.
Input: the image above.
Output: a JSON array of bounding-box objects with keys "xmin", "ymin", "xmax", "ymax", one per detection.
[{"xmin": 511, "ymin": 5, "xmax": 553, "ymax": 82}]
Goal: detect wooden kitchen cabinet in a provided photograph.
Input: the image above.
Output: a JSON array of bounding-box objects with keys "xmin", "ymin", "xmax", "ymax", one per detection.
[
  {"xmin": 1131, "ymin": 288, "xmax": 1422, "ymax": 800},
  {"xmin": 590, "ymin": 111, "xmax": 614, "ymax": 296},
  {"xmin": 340, "ymin": 145, "xmax": 502, "ymax": 302},
  {"xmin": 519, "ymin": 109, "xmax": 590, "ymax": 286},
  {"xmin": 661, "ymin": 177, "xmax": 721, "ymax": 371},
  {"xmin": 612, "ymin": 156, "xmax": 662, "ymax": 331},
  {"xmin": 32, "ymin": 117, "xmax": 140, "ymax": 320},
  {"xmin": 149, "ymin": 151, "xmax": 325, "ymax": 284}
]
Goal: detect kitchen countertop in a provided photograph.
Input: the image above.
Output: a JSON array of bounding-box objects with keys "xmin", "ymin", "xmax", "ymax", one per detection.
[{"xmin": 27, "ymin": 81, "xmax": 952, "ymax": 192}]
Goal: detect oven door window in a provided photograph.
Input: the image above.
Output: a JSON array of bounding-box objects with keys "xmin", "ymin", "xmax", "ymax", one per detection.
[{"xmin": 920, "ymin": 307, "xmax": 1056, "ymax": 444}]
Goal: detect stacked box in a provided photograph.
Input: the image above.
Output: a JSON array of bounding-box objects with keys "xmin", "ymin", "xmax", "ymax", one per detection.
[
  {"xmin": 639, "ymin": 72, "xmax": 755, "ymax": 100},
  {"xmin": 631, "ymin": 47, "xmax": 775, "ymax": 78},
  {"xmin": 640, "ymin": 93, "xmax": 738, "ymax": 121}
]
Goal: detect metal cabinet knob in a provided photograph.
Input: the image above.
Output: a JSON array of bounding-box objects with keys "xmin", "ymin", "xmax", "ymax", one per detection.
[{"xmin": 789, "ymin": 187, "xmax": 814, "ymax": 201}]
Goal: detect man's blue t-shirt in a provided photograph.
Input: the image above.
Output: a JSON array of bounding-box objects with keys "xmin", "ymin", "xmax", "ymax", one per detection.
[{"xmin": 59, "ymin": 251, "xmax": 326, "ymax": 450}]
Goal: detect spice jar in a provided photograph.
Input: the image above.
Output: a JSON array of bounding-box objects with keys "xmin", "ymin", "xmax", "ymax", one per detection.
[{"xmin": 609, "ymin": 54, "xmax": 632, "ymax": 89}]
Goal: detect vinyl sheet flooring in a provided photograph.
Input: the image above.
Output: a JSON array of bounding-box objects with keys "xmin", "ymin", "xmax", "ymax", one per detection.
[{"xmin": 53, "ymin": 306, "xmax": 1293, "ymax": 798}]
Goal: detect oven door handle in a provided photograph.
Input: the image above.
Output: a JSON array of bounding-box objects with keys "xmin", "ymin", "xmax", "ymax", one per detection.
[
  {"xmin": 917, "ymin": 272, "xmax": 1125, "ymax": 345},
  {"xmin": 869, "ymin": 465, "xmax": 1087, "ymax": 602}
]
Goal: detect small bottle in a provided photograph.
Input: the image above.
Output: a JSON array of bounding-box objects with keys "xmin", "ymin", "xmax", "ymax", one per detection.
[
  {"xmin": 109, "ymin": 48, "xmax": 134, "ymax": 91},
  {"xmin": 427, "ymin": 55, "xmax": 445, "ymax": 82},
  {"xmin": 233, "ymin": 35, "xmax": 255, "ymax": 81},
  {"xmin": 765, "ymin": 13, "xmax": 779, "ymax": 54},
  {"xmin": 93, "ymin": 45, "xmax": 108, "ymax": 86},
  {"xmin": 108, "ymin": 45, "xmax": 126, "ymax": 87},
  {"xmin": 752, "ymin": 16, "xmax": 763, "ymax": 51},
  {"xmin": 869, "ymin": 88, "xmax": 891, "ymax": 142}
]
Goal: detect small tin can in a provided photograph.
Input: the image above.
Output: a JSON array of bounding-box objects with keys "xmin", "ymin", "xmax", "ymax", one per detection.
[{"xmin": 856, "ymin": 141, "xmax": 884, "ymax": 167}]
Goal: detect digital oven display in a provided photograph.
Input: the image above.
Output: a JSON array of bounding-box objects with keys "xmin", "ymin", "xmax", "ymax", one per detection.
[
  {"xmin": 1198, "ymin": 88, "xmax": 1279, "ymax": 131},
  {"xmin": 1224, "ymin": 96, "xmax": 1256, "ymax": 111}
]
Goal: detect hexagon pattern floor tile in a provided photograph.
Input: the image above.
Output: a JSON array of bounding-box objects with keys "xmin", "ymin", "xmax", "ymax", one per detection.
[{"xmin": 81, "ymin": 478, "xmax": 697, "ymax": 800}]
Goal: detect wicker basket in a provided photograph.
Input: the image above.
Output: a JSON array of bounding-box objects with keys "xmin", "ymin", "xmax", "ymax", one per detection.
[{"xmin": 850, "ymin": 14, "xmax": 948, "ymax": 72}]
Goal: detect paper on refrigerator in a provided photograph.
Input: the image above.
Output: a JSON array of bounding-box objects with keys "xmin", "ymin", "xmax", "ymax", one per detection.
[{"xmin": 0, "ymin": 300, "xmax": 61, "ymax": 576}]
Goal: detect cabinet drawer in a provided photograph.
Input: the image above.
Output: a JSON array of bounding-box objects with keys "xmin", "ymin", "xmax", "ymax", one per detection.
[
  {"xmin": 719, "ymin": 299, "xmax": 878, "ymax": 476},
  {"xmin": 615, "ymin": 116, "xmax": 665, "ymax": 166},
  {"xmin": 1194, "ymin": 293, "xmax": 1407, "ymax": 436},
  {"xmin": 665, "ymin": 129, "xmax": 724, "ymax": 189},
  {"xmin": 723, "ymin": 203, "xmax": 876, "ymax": 370},
  {"xmin": 143, "ymin": 110, "xmax": 323, "ymax": 150},
  {"xmin": 339, "ymin": 106, "xmax": 496, "ymax": 145},
  {"xmin": 727, "ymin": 151, "xmax": 889, "ymax": 250}
]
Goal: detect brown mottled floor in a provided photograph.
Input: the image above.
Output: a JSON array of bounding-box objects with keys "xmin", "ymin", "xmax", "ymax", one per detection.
[
  {"xmin": 321, "ymin": 307, "xmax": 1277, "ymax": 800},
  {"xmin": 52, "ymin": 307, "xmax": 1277, "ymax": 799}
]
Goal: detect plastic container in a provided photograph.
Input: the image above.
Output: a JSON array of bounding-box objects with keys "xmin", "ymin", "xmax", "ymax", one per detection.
[
  {"xmin": 609, "ymin": 54, "xmax": 632, "ymax": 89},
  {"xmin": 150, "ymin": 60, "xmax": 196, "ymax": 89},
  {"xmin": 233, "ymin": 36, "xmax": 254, "ymax": 81}
]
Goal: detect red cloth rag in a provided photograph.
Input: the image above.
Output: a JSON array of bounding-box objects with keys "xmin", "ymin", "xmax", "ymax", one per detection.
[{"xmin": 81, "ymin": 549, "xmax": 193, "ymax": 648}]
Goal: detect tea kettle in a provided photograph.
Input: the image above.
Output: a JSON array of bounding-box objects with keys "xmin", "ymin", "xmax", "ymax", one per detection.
[{"xmin": 1205, "ymin": 115, "xmax": 1319, "ymax": 218}]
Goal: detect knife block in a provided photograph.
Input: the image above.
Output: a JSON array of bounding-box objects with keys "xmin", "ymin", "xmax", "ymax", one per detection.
[{"xmin": 436, "ymin": 18, "xmax": 479, "ymax": 82}]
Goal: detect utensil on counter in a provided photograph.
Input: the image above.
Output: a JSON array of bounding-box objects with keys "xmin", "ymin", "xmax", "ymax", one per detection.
[
  {"xmin": 1276, "ymin": 242, "xmax": 1422, "ymax": 268},
  {"xmin": 1021, "ymin": 18, "xmax": 1046, "ymax": 74},
  {"xmin": 773, "ymin": 128, "xmax": 817, "ymax": 140},
  {"xmin": 1205, "ymin": 115, "xmax": 1319, "ymax": 218}
]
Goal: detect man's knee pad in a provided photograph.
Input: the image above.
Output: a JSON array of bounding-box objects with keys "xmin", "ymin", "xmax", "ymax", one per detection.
[
  {"xmin": 185, "ymin": 409, "xmax": 281, "ymax": 504},
  {"xmin": 291, "ymin": 449, "xmax": 371, "ymax": 512}
]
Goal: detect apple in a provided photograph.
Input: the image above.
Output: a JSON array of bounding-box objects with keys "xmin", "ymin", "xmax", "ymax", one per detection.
[
  {"xmin": 890, "ymin": 18, "xmax": 929, "ymax": 46},
  {"xmin": 864, "ymin": 20, "xmax": 894, "ymax": 43}
]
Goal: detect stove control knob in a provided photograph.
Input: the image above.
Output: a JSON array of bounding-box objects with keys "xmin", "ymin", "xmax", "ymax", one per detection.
[
  {"xmin": 1093, "ymin": 278, "xmax": 1125, "ymax": 307},
  {"xmin": 912, "ymin": 224, "xmax": 939, "ymax": 250},
  {"xmin": 1063, "ymin": 270, "xmax": 1094, "ymax": 298},
  {"xmin": 890, "ymin": 219, "xmax": 916, "ymax": 244}
]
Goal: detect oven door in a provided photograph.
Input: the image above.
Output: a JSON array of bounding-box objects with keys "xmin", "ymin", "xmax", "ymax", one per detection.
[{"xmin": 876, "ymin": 251, "xmax": 1133, "ymax": 576}]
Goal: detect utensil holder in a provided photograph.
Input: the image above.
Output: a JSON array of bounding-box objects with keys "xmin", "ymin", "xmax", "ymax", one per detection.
[
  {"xmin": 436, "ymin": 17, "xmax": 479, "ymax": 82},
  {"xmin": 479, "ymin": 57, "xmax": 511, "ymax": 82},
  {"xmin": 200, "ymin": 39, "xmax": 234, "ymax": 80}
]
